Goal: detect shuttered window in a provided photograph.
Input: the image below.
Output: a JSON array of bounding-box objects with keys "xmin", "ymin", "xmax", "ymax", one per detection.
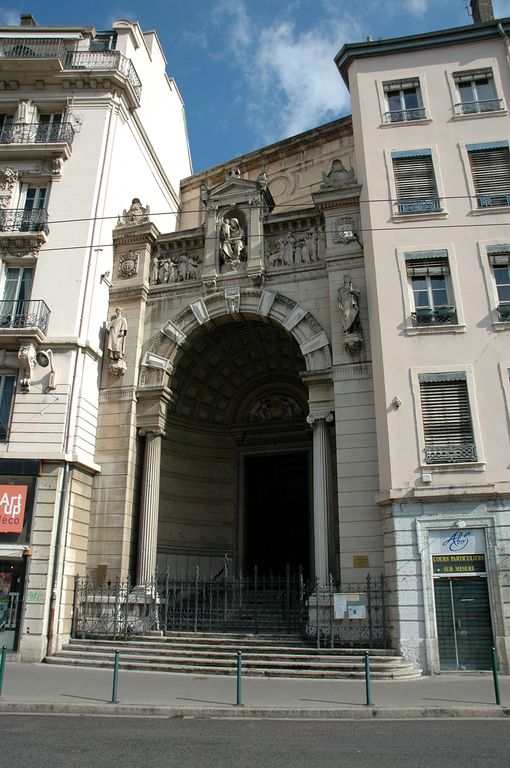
[
  {"xmin": 392, "ymin": 150, "xmax": 441, "ymax": 214},
  {"xmin": 467, "ymin": 142, "xmax": 510, "ymax": 208},
  {"xmin": 419, "ymin": 374, "xmax": 477, "ymax": 464},
  {"xmin": 0, "ymin": 374, "xmax": 15, "ymax": 441}
]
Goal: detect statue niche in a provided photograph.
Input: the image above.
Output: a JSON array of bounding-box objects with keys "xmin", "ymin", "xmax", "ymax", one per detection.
[{"xmin": 219, "ymin": 209, "xmax": 247, "ymax": 272}]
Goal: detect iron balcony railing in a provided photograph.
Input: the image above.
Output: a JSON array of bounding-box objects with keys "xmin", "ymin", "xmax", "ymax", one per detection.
[
  {"xmin": 396, "ymin": 197, "xmax": 442, "ymax": 215},
  {"xmin": 478, "ymin": 192, "xmax": 510, "ymax": 208},
  {"xmin": 66, "ymin": 51, "xmax": 142, "ymax": 101},
  {"xmin": 0, "ymin": 37, "xmax": 67, "ymax": 64},
  {"xmin": 384, "ymin": 107, "xmax": 426, "ymax": 123},
  {"xmin": 411, "ymin": 306, "xmax": 458, "ymax": 326},
  {"xmin": 0, "ymin": 299, "xmax": 50, "ymax": 334},
  {"xmin": 0, "ymin": 208, "xmax": 49, "ymax": 235},
  {"xmin": 0, "ymin": 121, "xmax": 75, "ymax": 147},
  {"xmin": 425, "ymin": 442, "xmax": 477, "ymax": 464},
  {"xmin": 454, "ymin": 98, "xmax": 503, "ymax": 115},
  {"xmin": 0, "ymin": 38, "xmax": 142, "ymax": 101}
]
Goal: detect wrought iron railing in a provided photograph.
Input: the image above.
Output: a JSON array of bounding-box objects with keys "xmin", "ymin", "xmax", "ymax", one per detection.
[
  {"xmin": 0, "ymin": 299, "xmax": 50, "ymax": 334},
  {"xmin": 0, "ymin": 208, "xmax": 49, "ymax": 235},
  {"xmin": 411, "ymin": 307, "xmax": 458, "ymax": 326},
  {"xmin": 478, "ymin": 192, "xmax": 510, "ymax": 208},
  {"xmin": 71, "ymin": 567, "xmax": 387, "ymax": 648},
  {"xmin": 425, "ymin": 442, "xmax": 477, "ymax": 464},
  {"xmin": 0, "ymin": 37, "xmax": 67, "ymax": 64},
  {"xmin": 497, "ymin": 302, "xmax": 510, "ymax": 321},
  {"xmin": 384, "ymin": 107, "xmax": 426, "ymax": 122},
  {"xmin": 66, "ymin": 51, "xmax": 142, "ymax": 100},
  {"xmin": 396, "ymin": 197, "xmax": 442, "ymax": 215},
  {"xmin": 454, "ymin": 98, "xmax": 503, "ymax": 115},
  {"xmin": 0, "ymin": 122, "xmax": 75, "ymax": 146}
]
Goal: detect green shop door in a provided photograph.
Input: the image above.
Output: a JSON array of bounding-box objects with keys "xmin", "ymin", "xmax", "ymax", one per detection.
[{"xmin": 434, "ymin": 577, "xmax": 493, "ymax": 670}]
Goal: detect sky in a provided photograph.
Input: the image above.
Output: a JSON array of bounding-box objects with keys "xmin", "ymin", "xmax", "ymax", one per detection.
[{"xmin": 1, "ymin": 0, "xmax": 510, "ymax": 171}]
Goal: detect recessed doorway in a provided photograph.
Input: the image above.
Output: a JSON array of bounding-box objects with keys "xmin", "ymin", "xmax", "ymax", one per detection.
[{"xmin": 244, "ymin": 452, "xmax": 310, "ymax": 576}]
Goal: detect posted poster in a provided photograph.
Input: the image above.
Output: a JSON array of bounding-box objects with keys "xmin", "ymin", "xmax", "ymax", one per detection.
[
  {"xmin": 0, "ymin": 485, "xmax": 28, "ymax": 534},
  {"xmin": 333, "ymin": 592, "xmax": 367, "ymax": 620},
  {"xmin": 0, "ymin": 572, "xmax": 12, "ymax": 632}
]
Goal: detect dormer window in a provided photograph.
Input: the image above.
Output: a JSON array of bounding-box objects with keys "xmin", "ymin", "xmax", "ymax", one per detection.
[{"xmin": 383, "ymin": 79, "xmax": 425, "ymax": 123}]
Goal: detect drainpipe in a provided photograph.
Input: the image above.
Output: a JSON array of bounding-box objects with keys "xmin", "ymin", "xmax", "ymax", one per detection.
[
  {"xmin": 46, "ymin": 461, "xmax": 71, "ymax": 656},
  {"xmin": 497, "ymin": 23, "xmax": 510, "ymax": 73}
]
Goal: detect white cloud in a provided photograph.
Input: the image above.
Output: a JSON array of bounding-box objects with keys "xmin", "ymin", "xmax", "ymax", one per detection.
[
  {"xmin": 0, "ymin": 6, "xmax": 21, "ymax": 25},
  {"xmin": 406, "ymin": 0, "xmax": 428, "ymax": 14},
  {"xmin": 211, "ymin": 1, "xmax": 356, "ymax": 145}
]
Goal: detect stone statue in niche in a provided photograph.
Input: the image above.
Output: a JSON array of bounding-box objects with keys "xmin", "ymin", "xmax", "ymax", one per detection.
[
  {"xmin": 105, "ymin": 308, "xmax": 128, "ymax": 375},
  {"xmin": 248, "ymin": 393, "xmax": 302, "ymax": 422},
  {"xmin": 338, "ymin": 275, "xmax": 363, "ymax": 354},
  {"xmin": 116, "ymin": 198, "xmax": 150, "ymax": 228},
  {"xmin": 220, "ymin": 216, "xmax": 246, "ymax": 271},
  {"xmin": 320, "ymin": 159, "xmax": 357, "ymax": 190},
  {"xmin": 18, "ymin": 344, "xmax": 36, "ymax": 392}
]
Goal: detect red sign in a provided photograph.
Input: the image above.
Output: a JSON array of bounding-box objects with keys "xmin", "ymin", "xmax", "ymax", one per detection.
[{"xmin": 0, "ymin": 485, "xmax": 28, "ymax": 533}]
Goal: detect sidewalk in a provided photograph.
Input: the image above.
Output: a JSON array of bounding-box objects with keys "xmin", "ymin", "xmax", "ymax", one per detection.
[{"xmin": 0, "ymin": 661, "xmax": 509, "ymax": 718}]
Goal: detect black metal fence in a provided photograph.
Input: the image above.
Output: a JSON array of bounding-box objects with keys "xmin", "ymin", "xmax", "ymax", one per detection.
[{"xmin": 71, "ymin": 566, "xmax": 386, "ymax": 648}]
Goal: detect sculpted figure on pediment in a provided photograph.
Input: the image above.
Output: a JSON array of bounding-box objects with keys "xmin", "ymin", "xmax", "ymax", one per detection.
[
  {"xmin": 320, "ymin": 159, "xmax": 357, "ymax": 190},
  {"xmin": 116, "ymin": 198, "xmax": 150, "ymax": 228}
]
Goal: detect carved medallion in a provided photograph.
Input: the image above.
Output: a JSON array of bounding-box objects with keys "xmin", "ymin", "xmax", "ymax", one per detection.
[{"xmin": 119, "ymin": 251, "xmax": 139, "ymax": 279}]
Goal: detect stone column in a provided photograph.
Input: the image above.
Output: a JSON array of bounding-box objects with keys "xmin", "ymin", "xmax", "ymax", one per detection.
[
  {"xmin": 307, "ymin": 413, "xmax": 334, "ymax": 584},
  {"xmin": 136, "ymin": 428, "xmax": 164, "ymax": 585}
]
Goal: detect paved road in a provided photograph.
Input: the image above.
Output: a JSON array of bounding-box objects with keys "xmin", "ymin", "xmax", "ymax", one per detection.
[{"xmin": 2, "ymin": 716, "xmax": 509, "ymax": 768}]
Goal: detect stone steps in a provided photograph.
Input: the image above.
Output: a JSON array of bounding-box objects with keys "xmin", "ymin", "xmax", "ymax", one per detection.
[{"xmin": 46, "ymin": 633, "xmax": 421, "ymax": 679}]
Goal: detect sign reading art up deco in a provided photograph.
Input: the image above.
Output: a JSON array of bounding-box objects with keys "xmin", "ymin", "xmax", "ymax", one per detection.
[{"xmin": 0, "ymin": 485, "xmax": 27, "ymax": 533}]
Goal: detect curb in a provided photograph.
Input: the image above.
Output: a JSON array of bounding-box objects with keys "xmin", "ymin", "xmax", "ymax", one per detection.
[{"xmin": 0, "ymin": 702, "xmax": 509, "ymax": 718}]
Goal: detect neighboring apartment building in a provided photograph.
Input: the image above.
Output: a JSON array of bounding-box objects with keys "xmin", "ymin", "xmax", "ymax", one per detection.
[
  {"xmin": 336, "ymin": 0, "xmax": 510, "ymax": 671},
  {"xmin": 0, "ymin": 14, "xmax": 191, "ymax": 660}
]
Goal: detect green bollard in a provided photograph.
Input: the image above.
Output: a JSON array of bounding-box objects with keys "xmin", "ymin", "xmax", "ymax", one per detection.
[
  {"xmin": 364, "ymin": 652, "xmax": 373, "ymax": 706},
  {"xmin": 491, "ymin": 647, "xmax": 501, "ymax": 706},
  {"xmin": 0, "ymin": 645, "xmax": 7, "ymax": 698},
  {"xmin": 111, "ymin": 649, "xmax": 120, "ymax": 704},
  {"xmin": 236, "ymin": 651, "xmax": 242, "ymax": 706}
]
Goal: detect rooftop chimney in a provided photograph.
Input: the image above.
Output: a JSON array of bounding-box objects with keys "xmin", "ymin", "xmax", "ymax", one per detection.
[
  {"xmin": 470, "ymin": 0, "xmax": 494, "ymax": 23},
  {"xmin": 20, "ymin": 13, "xmax": 36, "ymax": 27}
]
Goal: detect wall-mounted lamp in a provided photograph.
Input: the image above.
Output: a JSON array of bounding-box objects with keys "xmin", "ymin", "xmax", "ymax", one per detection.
[
  {"xmin": 392, "ymin": 395, "xmax": 402, "ymax": 409},
  {"xmin": 100, "ymin": 271, "xmax": 112, "ymax": 288}
]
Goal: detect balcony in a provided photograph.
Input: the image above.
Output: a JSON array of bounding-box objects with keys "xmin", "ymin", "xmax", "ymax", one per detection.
[
  {"xmin": 411, "ymin": 306, "xmax": 458, "ymax": 326},
  {"xmin": 384, "ymin": 107, "xmax": 426, "ymax": 123},
  {"xmin": 0, "ymin": 38, "xmax": 142, "ymax": 104},
  {"xmin": 0, "ymin": 299, "xmax": 50, "ymax": 335},
  {"xmin": 0, "ymin": 208, "xmax": 49, "ymax": 236},
  {"xmin": 478, "ymin": 192, "xmax": 510, "ymax": 208},
  {"xmin": 454, "ymin": 98, "xmax": 503, "ymax": 115},
  {"xmin": 0, "ymin": 122, "xmax": 75, "ymax": 160},
  {"xmin": 396, "ymin": 197, "xmax": 442, "ymax": 215},
  {"xmin": 425, "ymin": 442, "xmax": 477, "ymax": 464},
  {"xmin": 497, "ymin": 301, "xmax": 510, "ymax": 321}
]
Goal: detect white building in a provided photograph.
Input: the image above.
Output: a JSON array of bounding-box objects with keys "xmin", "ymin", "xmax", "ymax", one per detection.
[
  {"xmin": 0, "ymin": 14, "xmax": 191, "ymax": 660},
  {"xmin": 336, "ymin": 0, "xmax": 510, "ymax": 671}
]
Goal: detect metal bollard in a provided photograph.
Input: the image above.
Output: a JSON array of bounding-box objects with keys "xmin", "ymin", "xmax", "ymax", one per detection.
[
  {"xmin": 491, "ymin": 646, "xmax": 501, "ymax": 706},
  {"xmin": 0, "ymin": 645, "xmax": 7, "ymax": 698},
  {"xmin": 111, "ymin": 649, "xmax": 120, "ymax": 704},
  {"xmin": 236, "ymin": 650, "xmax": 242, "ymax": 706},
  {"xmin": 364, "ymin": 652, "xmax": 373, "ymax": 706}
]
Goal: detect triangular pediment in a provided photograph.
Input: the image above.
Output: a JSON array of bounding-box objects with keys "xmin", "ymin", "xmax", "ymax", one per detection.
[{"xmin": 201, "ymin": 176, "xmax": 275, "ymax": 211}]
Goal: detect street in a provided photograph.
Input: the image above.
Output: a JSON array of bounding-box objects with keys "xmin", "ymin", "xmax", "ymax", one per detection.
[{"xmin": 2, "ymin": 715, "xmax": 509, "ymax": 767}]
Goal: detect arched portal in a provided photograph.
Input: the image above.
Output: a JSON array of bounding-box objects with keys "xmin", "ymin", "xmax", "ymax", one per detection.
[{"xmin": 157, "ymin": 317, "xmax": 313, "ymax": 577}]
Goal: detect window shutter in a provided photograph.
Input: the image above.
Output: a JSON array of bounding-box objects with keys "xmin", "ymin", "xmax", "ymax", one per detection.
[
  {"xmin": 419, "ymin": 377, "xmax": 476, "ymax": 464},
  {"xmin": 392, "ymin": 153, "xmax": 438, "ymax": 199},
  {"xmin": 468, "ymin": 145, "xmax": 510, "ymax": 204}
]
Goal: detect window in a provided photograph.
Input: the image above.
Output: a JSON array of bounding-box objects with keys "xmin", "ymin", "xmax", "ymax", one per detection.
[
  {"xmin": 419, "ymin": 373, "xmax": 477, "ymax": 464},
  {"xmin": 454, "ymin": 69, "xmax": 501, "ymax": 115},
  {"xmin": 0, "ymin": 266, "xmax": 33, "ymax": 328},
  {"xmin": 0, "ymin": 374, "xmax": 15, "ymax": 441},
  {"xmin": 406, "ymin": 251, "xmax": 457, "ymax": 325},
  {"xmin": 383, "ymin": 79, "xmax": 425, "ymax": 123},
  {"xmin": 392, "ymin": 150, "xmax": 441, "ymax": 215},
  {"xmin": 467, "ymin": 141, "xmax": 510, "ymax": 208},
  {"xmin": 18, "ymin": 185, "xmax": 48, "ymax": 232},
  {"xmin": 36, "ymin": 112, "xmax": 62, "ymax": 143},
  {"xmin": 487, "ymin": 245, "xmax": 510, "ymax": 320}
]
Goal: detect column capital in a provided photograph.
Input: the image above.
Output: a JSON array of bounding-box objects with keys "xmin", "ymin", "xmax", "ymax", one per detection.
[
  {"xmin": 138, "ymin": 426, "xmax": 166, "ymax": 438},
  {"xmin": 306, "ymin": 411, "xmax": 334, "ymax": 426}
]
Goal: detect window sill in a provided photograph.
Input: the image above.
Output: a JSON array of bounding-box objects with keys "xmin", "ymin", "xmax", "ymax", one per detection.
[
  {"xmin": 380, "ymin": 117, "xmax": 433, "ymax": 128},
  {"xmin": 492, "ymin": 320, "xmax": 510, "ymax": 331},
  {"xmin": 452, "ymin": 109, "xmax": 507, "ymax": 121},
  {"xmin": 469, "ymin": 205, "xmax": 510, "ymax": 216},
  {"xmin": 392, "ymin": 210, "xmax": 448, "ymax": 223},
  {"xmin": 419, "ymin": 460, "xmax": 486, "ymax": 473},
  {"xmin": 405, "ymin": 323, "xmax": 466, "ymax": 335}
]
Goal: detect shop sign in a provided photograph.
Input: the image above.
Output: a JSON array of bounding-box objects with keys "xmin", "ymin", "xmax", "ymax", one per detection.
[
  {"xmin": 429, "ymin": 527, "xmax": 486, "ymax": 556},
  {"xmin": 0, "ymin": 485, "xmax": 28, "ymax": 533},
  {"xmin": 333, "ymin": 592, "xmax": 367, "ymax": 620},
  {"xmin": 432, "ymin": 553, "xmax": 486, "ymax": 575}
]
